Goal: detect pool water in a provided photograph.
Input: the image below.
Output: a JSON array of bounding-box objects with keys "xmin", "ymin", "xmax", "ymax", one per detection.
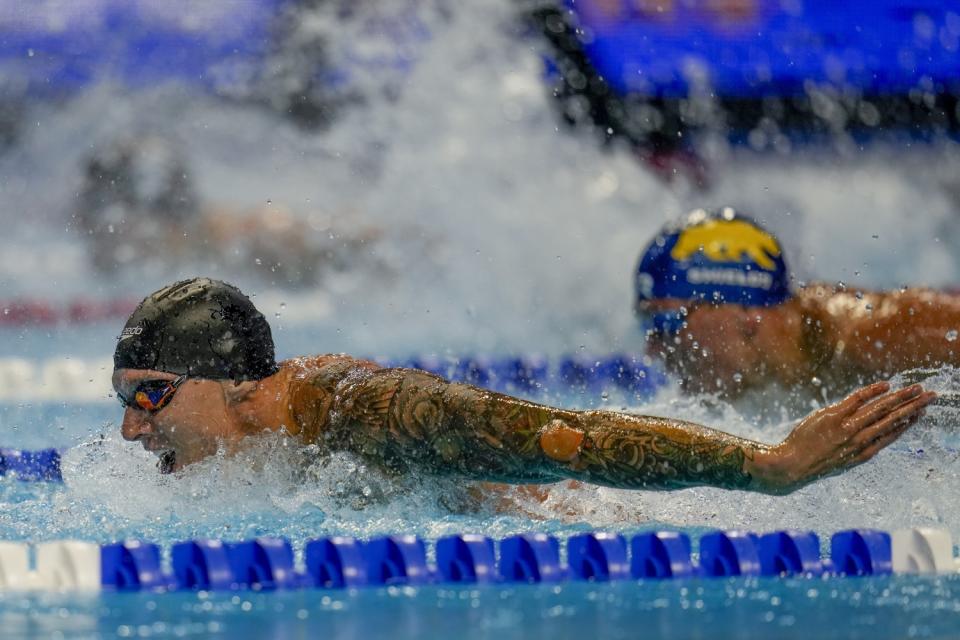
[
  {"xmin": 2, "ymin": 0, "xmax": 960, "ymax": 637},
  {"xmin": 1, "ymin": 352, "xmax": 960, "ymax": 638},
  {"xmin": 2, "ymin": 575, "xmax": 960, "ymax": 640}
]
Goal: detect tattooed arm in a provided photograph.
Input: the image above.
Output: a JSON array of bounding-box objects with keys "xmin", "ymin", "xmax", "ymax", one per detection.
[{"xmin": 326, "ymin": 366, "xmax": 934, "ymax": 494}]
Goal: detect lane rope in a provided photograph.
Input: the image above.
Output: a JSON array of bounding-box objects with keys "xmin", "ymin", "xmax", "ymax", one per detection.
[
  {"xmin": 0, "ymin": 528, "xmax": 953, "ymax": 592},
  {"xmin": 0, "ymin": 354, "xmax": 668, "ymax": 403}
]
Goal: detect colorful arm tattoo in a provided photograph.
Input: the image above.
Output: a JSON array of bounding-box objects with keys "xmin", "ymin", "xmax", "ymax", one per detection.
[{"xmin": 324, "ymin": 366, "xmax": 766, "ymax": 490}]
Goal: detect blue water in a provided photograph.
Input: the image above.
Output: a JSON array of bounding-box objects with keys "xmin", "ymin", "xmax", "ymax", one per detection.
[
  {"xmin": 3, "ymin": 575, "xmax": 960, "ymax": 640},
  {"xmin": 1, "ymin": 362, "xmax": 960, "ymax": 638},
  {"xmin": 3, "ymin": 0, "xmax": 960, "ymax": 637}
]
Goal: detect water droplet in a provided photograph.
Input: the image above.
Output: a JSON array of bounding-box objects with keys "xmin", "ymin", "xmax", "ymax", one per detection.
[
  {"xmin": 254, "ymin": 258, "xmax": 262, "ymax": 265},
  {"xmin": 811, "ymin": 376, "xmax": 823, "ymax": 387},
  {"xmin": 946, "ymin": 330, "xmax": 958, "ymax": 342},
  {"xmin": 600, "ymin": 391, "xmax": 609, "ymax": 400},
  {"xmin": 732, "ymin": 373, "xmax": 743, "ymax": 383}
]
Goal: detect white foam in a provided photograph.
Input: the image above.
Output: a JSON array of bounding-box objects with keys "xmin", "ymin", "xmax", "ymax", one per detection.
[
  {"xmin": 507, "ymin": 367, "xmax": 960, "ymax": 539},
  {"xmin": 8, "ymin": 363, "xmax": 948, "ymax": 546}
]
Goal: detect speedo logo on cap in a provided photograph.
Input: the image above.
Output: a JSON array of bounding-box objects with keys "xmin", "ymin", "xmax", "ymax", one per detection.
[
  {"xmin": 119, "ymin": 326, "xmax": 144, "ymax": 341},
  {"xmin": 671, "ymin": 219, "xmax": 781, "ymax": 270}
]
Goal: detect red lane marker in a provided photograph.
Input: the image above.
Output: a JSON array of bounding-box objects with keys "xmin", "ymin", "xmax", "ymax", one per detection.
[{"xmin": 0, "ymin": 298, "xmax": 138, "ymax": 327}]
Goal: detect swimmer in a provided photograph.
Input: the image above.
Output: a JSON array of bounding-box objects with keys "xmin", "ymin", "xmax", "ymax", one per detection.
[
  {"xmin": 636, "ymin": 207, "xmax": 960, "ymax": 398},
  {"xmin": 112, "ymin": 278, "xmax": 933, "ymax": 495},
  {"xmin": 74, "ymin": 136, "xmax": 382, "ymax": 287}
]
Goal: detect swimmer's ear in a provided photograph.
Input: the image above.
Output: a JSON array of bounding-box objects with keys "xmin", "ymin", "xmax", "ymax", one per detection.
[{"xmin": 220, "ymin": 379, "xmax": 259, "ymax": 405}]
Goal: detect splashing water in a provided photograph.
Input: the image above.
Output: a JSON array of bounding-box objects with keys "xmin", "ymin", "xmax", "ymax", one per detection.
[
  {"xmin": 0, "ymin": 0, "xmax": 959, "ymax": 548},
  {"xmin": 0, "ymin": 365, "xmax": 954, "ymax": 549}
]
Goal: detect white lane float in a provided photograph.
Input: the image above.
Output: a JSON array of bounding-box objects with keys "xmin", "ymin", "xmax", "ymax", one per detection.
[
  {"xmin": 0, "ymin": 357, "xmax": 113, "ymax": 402},
  {"xmin": 891, "ymin": 528, "xmax": 955, "ymax": 575}
]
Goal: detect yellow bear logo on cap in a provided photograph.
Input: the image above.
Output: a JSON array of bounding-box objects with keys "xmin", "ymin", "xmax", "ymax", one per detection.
[{"xmin": 670, "ymin": 219, "xmax": 781, "ymax": 271}]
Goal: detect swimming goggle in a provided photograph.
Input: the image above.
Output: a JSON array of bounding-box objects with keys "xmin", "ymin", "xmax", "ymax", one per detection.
[
  {"xmin": 117, "ymin": 375, "xmax": 187, "ymax": 413},
  {"xmin": 637, "ymin": 307, "xmax": 690, "ymax": 337}
]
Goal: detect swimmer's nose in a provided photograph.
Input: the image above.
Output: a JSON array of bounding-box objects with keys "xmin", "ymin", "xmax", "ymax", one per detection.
[{"xmin": 120, "ymin": 408, "xmax": 152, "ymax": 441}]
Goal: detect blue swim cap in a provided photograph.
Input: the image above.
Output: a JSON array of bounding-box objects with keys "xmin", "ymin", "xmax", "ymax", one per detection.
[{"xmin": 635, "ymin": 207, "xmax": 791, "ymax": 308}]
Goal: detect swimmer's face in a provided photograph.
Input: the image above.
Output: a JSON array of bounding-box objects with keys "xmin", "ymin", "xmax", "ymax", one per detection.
[
  {"xmin": 642, "ymin": 299, "xmax": 809, "ymax": 393},
  {"xmin": 112, "ymin": 368, "xmax": 240, "ymax": 473}
]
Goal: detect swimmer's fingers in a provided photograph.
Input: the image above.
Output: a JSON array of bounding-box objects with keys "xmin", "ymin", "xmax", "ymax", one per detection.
[
  {"xmin": 850, "ymin": 412, "xmax": 924, "ymax": 466},
  {"xmin": 834, "ymin": 382, "xmax": 891, "ymax": 418},
  {"xmin": 803, "ymin": 406, "xmax": 924, "ymax": 482},
  {"xmin": 848, "ymin": 391, "xmax": 935, "ymax": 444},
  {"xmin": 813, "ymin": 392, "xmax": 937, "ymax": 477},
  {"xmin": 846, "ymin": 392, "xmax": 933, "ymax": 457},
  {"xmin": 845, "ymin": 384, "xmax": 927, "ymax": 430}
]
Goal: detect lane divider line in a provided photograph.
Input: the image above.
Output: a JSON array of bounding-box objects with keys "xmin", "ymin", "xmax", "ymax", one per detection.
[
  {"xmin": 0, "ymin": 354, "xmax": 668, "ymax": 403},
  {"xmin": 0, "ymin": 528, "xmax": 953, "ymax": 592}
]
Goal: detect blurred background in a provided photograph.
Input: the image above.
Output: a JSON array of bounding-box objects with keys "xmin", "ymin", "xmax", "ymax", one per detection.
[
  {"xmin": 0, "ymin": 0, "xmax": 958, "ymax": 568},
  {"xmin": 0, "ymin": 0, "xmax": 958, "ymax": 368}
]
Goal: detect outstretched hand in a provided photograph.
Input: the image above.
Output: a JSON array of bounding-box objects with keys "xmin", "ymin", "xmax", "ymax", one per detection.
[{"xmin": 753, "ymin": 382, "xmax": 936, "ymax": 494}]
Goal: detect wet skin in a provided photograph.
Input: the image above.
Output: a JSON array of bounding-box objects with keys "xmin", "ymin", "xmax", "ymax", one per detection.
[
  {"xmin": 114, "ymin": 355, "xmax": 935, "ymax": 494},
  {"xmin": 643, "ymin": 285, "xmax": 960, "ymax": 397}
]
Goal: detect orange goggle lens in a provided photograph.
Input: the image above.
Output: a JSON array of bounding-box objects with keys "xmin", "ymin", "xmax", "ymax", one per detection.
[{"xmin": 121, "ymin": 375, "xmax": 187, "ymax": 413}]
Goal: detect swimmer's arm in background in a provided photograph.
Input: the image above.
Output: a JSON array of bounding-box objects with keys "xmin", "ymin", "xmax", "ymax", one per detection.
[
  {"xmin": 802, "ymin": 285, "xmax": 960, "ymax": 375},
  {"xmin": 329, "ymin": 368, "xmax": 934, "ymax": 493}
]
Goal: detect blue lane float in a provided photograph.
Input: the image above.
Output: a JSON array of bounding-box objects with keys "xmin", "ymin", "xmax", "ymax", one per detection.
[
  {"xmin": 830, "ymin": 530, "xmax": 893, "ymax": 577},
  {"xmin": 304, "ymin": 537, "xmax": 368, "ymax": 589},
  {"xmin": 435, "ymin": 535, "xmax": 498, "ymax": 585},
  {"xmin": 568, "ymin": 532, "xmax": 630, "ymax": 582},
  {"xmin": 363, "ymin": 536, "xmax": 431, "ymax": 587},
  {"xmin": 389, "ymin": 353, "xmax": 666, "ymax": 398},
  {"xmin": 698, "ymin": 531, "xmax": 762, "ymax": 578},
  {"xmin": 170, "ymin": 540, "xmax": 235, "ymax": 591},
  {"xmin": 101, "ymin": 540, "xmax": 165, "ymax": 592},
  {"xmin": 0, "ymin": 448, "xmax": 62, "ymax": 482},
  {"xmin": 499, "ymin": 534, "xmax": 564, "ymax": 584},
  {"xmin": 757, "ymin": 530, "xmax": 823, "ymax": 577},
  {"xmin": 5, "ymin": 528, "xmax": 952, "ymax": 593},
  {"xmin": 630, "ymin": 531, "xmax": 694, "ymax": 579},
  {"xmin": 226, "ymin": 538, "xmax": 298, "ymax": 591}
]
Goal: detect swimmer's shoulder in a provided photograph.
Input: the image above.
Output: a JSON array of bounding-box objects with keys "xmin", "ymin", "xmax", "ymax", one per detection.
[
  {"xmin": 280, "ymin": 354, "xmax": 385, "ymax": 443},
  {"xmin": 280, "ymin": 354, "xmax": 383, "ymax": 390},
  {"xmin": 796, "ymin": 282, "xmax": 960, "ymax": 315}
]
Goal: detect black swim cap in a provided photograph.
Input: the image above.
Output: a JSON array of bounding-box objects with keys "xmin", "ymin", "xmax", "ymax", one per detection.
[{"xmin": 114, "ymin": 278, "xmax": 279, "ymax": 381}]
